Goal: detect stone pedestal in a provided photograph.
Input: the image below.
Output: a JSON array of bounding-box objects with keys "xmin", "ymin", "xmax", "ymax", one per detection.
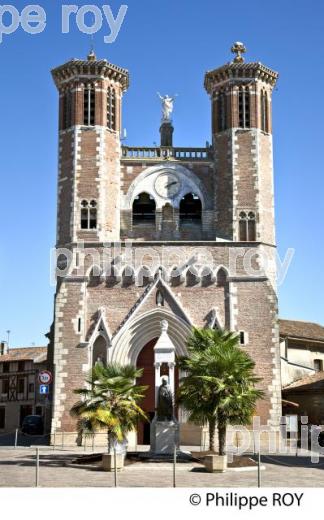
[
  {"xmin": 102, "ymin": 453, "xmax": 124, "ymax": 471},
  {"xmin": 150, "ymin": 418, "xmax": 179, "ymax": 455},
  {"xmin": 204, "ymin": 454, "xmax": 227, "ymax": 473},
  {"xmin": 160, "ymin": 121, "xmax": 174, "ymax": 147}
]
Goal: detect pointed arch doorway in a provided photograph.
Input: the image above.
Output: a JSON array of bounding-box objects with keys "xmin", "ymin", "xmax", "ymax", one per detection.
[{"xmin": 136, "ymin": 338, "xmax": 179, "ymax": 445}]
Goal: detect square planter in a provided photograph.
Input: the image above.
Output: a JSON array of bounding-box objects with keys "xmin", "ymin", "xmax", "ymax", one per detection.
[
  {"xmin": 102, "ymin": 453, "xmax": 124, "ymax": 472},
  {"xmin": 204, "ymin": 454, "xmax": 227, "ymax": 473}
]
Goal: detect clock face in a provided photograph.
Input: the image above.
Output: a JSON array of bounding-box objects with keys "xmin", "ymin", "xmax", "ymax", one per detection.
[{"xmin": 154, "ymin": 172, "xmax": 181, "ymax": 198}]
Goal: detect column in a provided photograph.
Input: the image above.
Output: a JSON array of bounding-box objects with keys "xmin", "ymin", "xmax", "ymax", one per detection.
[
  {"xmin": 168, "ymin": 362, "xmax": 175, "ymax": 396},
  {"xmin": 154, "ymin": 362, "xmax": 161, "ymax": 408}
]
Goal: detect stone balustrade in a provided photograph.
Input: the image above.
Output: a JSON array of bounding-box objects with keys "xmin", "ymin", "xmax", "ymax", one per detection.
[{"xmin": 121, "ymin": 146, "xmax": 212, "ymax": 161}]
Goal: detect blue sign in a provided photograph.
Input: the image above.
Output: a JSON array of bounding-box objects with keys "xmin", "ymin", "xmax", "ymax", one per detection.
[{"xmin": 39, "ymin": 384, "xmax": 49, "ymax": 395}]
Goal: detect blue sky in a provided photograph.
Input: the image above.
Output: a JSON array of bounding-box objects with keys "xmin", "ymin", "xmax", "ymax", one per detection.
[{"xmin": 0, "ymin": 0, "xmax": 323, "ymax": 347}]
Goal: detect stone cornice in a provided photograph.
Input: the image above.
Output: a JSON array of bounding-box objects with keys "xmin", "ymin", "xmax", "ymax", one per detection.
[
  {"xmin": 204, "ymin": 61, "xmax": 278, "ymax": 93},
  {"xmin": 57, "ymin": 240, "xmax": 277, "ymax": 249},
  {"xmin": 51, "ymin": 58, "xmax": 129, "ymax": 91}
]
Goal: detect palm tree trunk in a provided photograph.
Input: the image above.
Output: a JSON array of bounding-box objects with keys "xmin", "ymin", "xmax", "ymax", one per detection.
[
  {"xmin": 208, "ymin": 417, "xmax": 216, "ymax": 452},
  {"xmin": 218, "ymin": 421, "xmax": 227, "ymax": 456}
]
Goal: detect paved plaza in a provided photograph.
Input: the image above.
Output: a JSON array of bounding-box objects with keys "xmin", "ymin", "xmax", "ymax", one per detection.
[{"xmin": 0, "ymin": 447, "xmax": 323, "ymax": 487}]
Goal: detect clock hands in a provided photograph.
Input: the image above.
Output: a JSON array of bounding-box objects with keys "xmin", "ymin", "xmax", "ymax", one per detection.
[{"xmin": 165, "ymin": 181, "xmax": 178, "ymax": 188}]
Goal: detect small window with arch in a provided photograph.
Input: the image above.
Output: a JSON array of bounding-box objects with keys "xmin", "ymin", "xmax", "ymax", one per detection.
[
  {"xmin": 62, "ymin": 90, "xmax": 72, "ymax": 130},
  {"xmin": 83, "ymin": 85, "xmax": 95, "ymax": 126},
  {"xmin": 238, "ymin": 86, "xmax": 251, "ymax": 129},
  {"xmin": 80, "ymin": 200, "xmax": 97, "ymax": 230},
  {"xmin": 107, "ymin": 86, "xmax": 116, "ymax": 130},
  {"xmin": 239, "ymin": 211, "xmax": 256, "ymax": 241},
  {"xmin": 260, "ymin": 90, "xmax": 269, "ymax": 133},
  {"xmin": 217, "ymin": 90, "xmax": 227, "ymax": 132}
]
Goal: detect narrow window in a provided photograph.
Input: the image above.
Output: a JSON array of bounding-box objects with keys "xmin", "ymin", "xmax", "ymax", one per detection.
[
  {"xmin": 89, "ymin": 200, "xmax": 97, "ymax": 229},
  {"xmin": 238, "ymin": 87, "xmax": 244, "ymax": 128},
  {"xmin": 218, "ymin": 91, "xmax": 227, "ymax": 132},
  {"xmin": 77, "ymin": 317, "xmax": 82, "ymax": 333},
  {"xmin": 2, "ymin": 379, "xmax": 9, "ymax": 394},
  {"xmin": 63, "ymin": 91, "xmax": 72, "ymax": 129},
  {"xmin": 238, "ymin": 87, "xmax": 251, "ymax": 128},
  {"xmin": 3, "ymin": 362, "xmax": 9, "ymax": 374},
  {"xmin": 244, "ymin": 89, "xmax": 250, "ymax": 128},
  {"xmin": 239, "ymin": 212, "xmax": 256, "ymax": 241},
  {"xmin": 18, "ymin": 361, "xmax": 25, "ymax": 372},
  {"xmin": 80, "ymin": 200, "xmax": 97, "ymax": 230},
  {"xmin": 265, "ymin": 92, "xmax": 269, "ymax": 132},
  {"xmin": 239, "ymin": 331, "xmax": 246, "ymax": 345},
  {"xmin": 81, "ymin": 200, "xmax": 89, "ymax": 229},
  {"xmin": 28, "ymin": 383, "xmax": 35, "ymax": 393},
  {"xmin": 314, "ymin": 359, "xmax": 323, "ymax": 372},
  {"xmin": 248, "ymin": 212, "xmax": 256, "ymax": 241},
  {"xmin": 107, "ymin": 87, "xmax": 116, "ymax": 130},
  {"xmin": 18, "ymin": 378, "xmax": 25, "ymax": 394},
  {"xmin": 261, "ymin": 90, "xmax": 269, "ymax": 133},
  {"xmin": 239, "ymin": 212, "xmax": 248, "ymax": 241},
  {"xmin": 83, "ymin": 86, "xmax": 95, "ymax": 126}
]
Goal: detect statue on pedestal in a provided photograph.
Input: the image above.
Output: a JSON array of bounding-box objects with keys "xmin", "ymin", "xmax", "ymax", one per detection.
[
  {"xmin": 157, "ymin": 377, "xmax": 173, "ymax": 421},
  {"xmin": 157, "ymin": 93, "xmax": 177, "ymax": 121}
]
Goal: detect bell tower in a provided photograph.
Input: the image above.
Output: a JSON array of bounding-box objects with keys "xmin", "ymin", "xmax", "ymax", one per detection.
[
  {"xmin": 204, "ymin": 42, "xmax": 278, "ymax": 244},
  {"xmin": 52, "ymin": 51, "xmax": 129, "ymax": 246}
]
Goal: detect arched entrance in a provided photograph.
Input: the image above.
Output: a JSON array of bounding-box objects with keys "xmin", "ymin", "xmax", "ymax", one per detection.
[
  {"xmin": 136, "ymin": 338, "xmax": 156, "ymax": 445},
  {"xmin": 136, "ymin": 338, "xmax": 179, "ymax": 445}
]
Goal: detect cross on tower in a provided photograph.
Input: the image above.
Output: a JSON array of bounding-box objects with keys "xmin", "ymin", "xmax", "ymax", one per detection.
[
  {"xmin": 231, "ymin": 41, "xmax": 246, "ymax": 63},
  {"xmin": 88, "ymin": 35, "xmax": 96, "ymax": 61}
]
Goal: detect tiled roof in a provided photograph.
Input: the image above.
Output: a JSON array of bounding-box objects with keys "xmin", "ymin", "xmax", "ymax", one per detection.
[
  {"xmin": 279, "ymin": 319, "xmax": 324, "ymax": 342},
  {"xmin": 283, "ymin": 371, "xmax": 324, "ymax": 391},
  {"xmin": 0, "ymin": 346, "xmax": 47, "ymax": 363}
]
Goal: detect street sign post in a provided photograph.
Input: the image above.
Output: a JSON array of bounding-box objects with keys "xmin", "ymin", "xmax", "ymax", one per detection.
[{"xmin": 38, "ymin": 370, "xmax": 53, "ymax": 385}]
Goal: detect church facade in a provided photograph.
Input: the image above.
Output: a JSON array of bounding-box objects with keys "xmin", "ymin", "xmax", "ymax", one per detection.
[{"xmin": 49, "ymin": 43, "xmax": 282, "ymax": 444}]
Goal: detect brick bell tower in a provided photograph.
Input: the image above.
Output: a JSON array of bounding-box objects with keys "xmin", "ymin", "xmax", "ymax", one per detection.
[
  {"xmin": 204, "ymin": 42, "xmax": 278, "ymax": 244},
  {"xmin": 51, "ymin": 50, "xmax": 129, "ymax": 246}
]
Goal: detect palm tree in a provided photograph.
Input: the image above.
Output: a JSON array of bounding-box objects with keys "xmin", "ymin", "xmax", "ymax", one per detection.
[
  {"xmin": 71, "ymin": 362, "xmax": 148, "ymax": 453},
  {"xmin": 177, "ymin": 328, "xmax": 263, "ymax": 455}
]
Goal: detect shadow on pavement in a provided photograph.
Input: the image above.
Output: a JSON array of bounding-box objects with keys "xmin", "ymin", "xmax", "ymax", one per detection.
[{"xmin": 253, "ymin": 454, "xmax": 324, "ymax": 470}]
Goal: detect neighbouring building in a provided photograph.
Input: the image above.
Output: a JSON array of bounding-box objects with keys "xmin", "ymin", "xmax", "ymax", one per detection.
[
  {"xmin": 280, "ymin": 319, "xmax": 324, "ymax": 424},
  {"xmin": 49, "ymin": 42, "xmax": 282, "ymax": 445},
  {"xmin": 0, "ymin": 342, "xmax": 48, "ymax": 433}
]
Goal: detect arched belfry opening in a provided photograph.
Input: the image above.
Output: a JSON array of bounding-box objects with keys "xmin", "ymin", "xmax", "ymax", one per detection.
[
  {"xmin": 132, "ymin": 192, "xmax": 156, "ymax": 224},
  {"xmin": 179, "ymin": 193, "xmax": 202, "ymax": 222}
]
